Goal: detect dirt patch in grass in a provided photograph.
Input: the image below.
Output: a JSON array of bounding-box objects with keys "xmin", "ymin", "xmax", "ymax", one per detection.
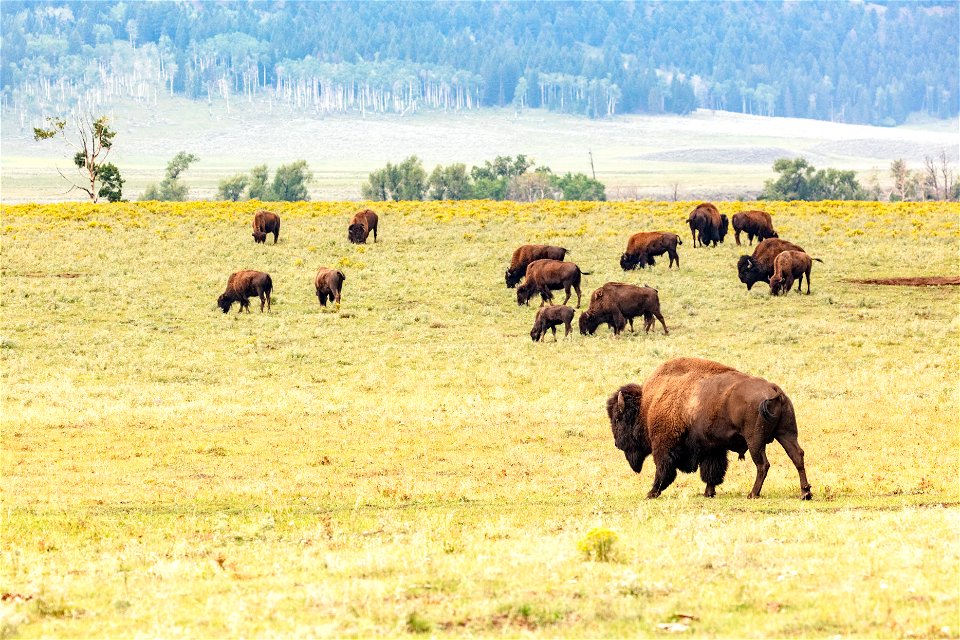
[{"xmin": 847, "ymin": 276, "xmax": 960, "ymax": 286}]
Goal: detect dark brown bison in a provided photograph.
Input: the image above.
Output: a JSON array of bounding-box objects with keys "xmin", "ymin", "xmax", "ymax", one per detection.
[
  {"xmin": 687, "ymin": 202, "xmax": 728, "ymax": 247},
  {"xmin": 769, "ymin": 250, "xmax": 823, "ymax": 295},
  {"xmin": 737, "ymin": 238, "xmax": 806, "ymax": 291},
  {"xmin": 505, "ymin": 244, "xmax": 569, "ymax": 287},
  {"xmin": 217, "ymin": 270, "xmax": 272, "ymax": 313},
  {"xmin": 620, "ymin": 232, "xmax": 682, "ymax": 270},
  {"xmin": 348, "ymin": 209, "xmax": 378, "ymax": 244},
  {"xmin": 516, "ymin": 259, "xmax": 589, "ymax": 307},
  {"xmin": 607, "ymin": 357, "xmax": 812, "ymax": 500},
  {"xmin": 315, "ymin": 267, "xmax": 346, "ymax": 307},
  {"xmin": 530, "ymin": 305, "xmax": 575, "ymax": 341},
  {"xmin": 732, "ymin": 210, "xmax": 777, "ymax": 246},
  {"xmin": 252, "ymin": 209, "xmax": 281, "ymax": 244},
  {"xmin": 578, "ymin": 282, "xmax": 668, "ymax": 336}
]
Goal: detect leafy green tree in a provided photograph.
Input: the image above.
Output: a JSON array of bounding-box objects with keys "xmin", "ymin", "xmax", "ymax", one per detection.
[
  {"xmin": 141, "ymin": 152, "xmax": 198, "ymax": 201},
  {"xmin": 761, "ymin": 157, "xmax": 865, "ymax": 201},
  {"xmin": 428, "ymin": 163, "xmax": 472, "ymax": 200},
  {"xmin": 33, "ymin": 114, "xmax": 122, "ymax": 203},
  {"xmin": 550, "ymin": 172, "xmax": 607, "ymax": 201},
  {"xmin": 270, "ymin": 160, "xmax": 313, "ymax": 201},
  {"xmin": 217, "ymin": 174, "xmax": 249, "ymax": 201},
  {"xmin": 361, "ymin": 156, "xmax": 426, "ymax": 201},
  {"xmin": 247, "ymin": 165, "xmax": 271, "ymax": 200},
  {"xmin": 810, "ymin": 168, "xmax": 866, "ymax": 200}
]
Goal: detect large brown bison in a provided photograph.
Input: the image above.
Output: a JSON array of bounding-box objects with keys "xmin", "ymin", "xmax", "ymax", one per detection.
[
  {"xmin": 505, "ymin": 244, "xmax": 569, "ymax": 287},
  {"xmin": 607, "ymin": 357, "xmax": 812, "ymax": 500},
  {"xmin": 769, "ymin": 250, "xmax": 822, "ymax": 295},
  {"xmin": 252, "ymin": 209, "xmax": 281, "ymax": 244},
  {"xmin": 516, "ymin": 259, "xmax": 589, "ymax": 307},
  {"xmin": 348, "ymin": 209, "xmax": 378, "ymax": 244},
  {"xmin": 620, "ymin": 232, "xmax": 682, "ymax": 270},
  {"xmin": 737, "ymin": 238, "xmax": 805, "ymax": 291},
  {"xmin": 732, "ymin": 210, "xmax": 777, "ymax": 246},
  {"xmin": 687, "ymin": 202, "xmax": 728, "ymax": 247},
  {"xmin": 217, "ymin": 270, "xmax": 273, "ymax": 313},
  {"xmin": 315, "ymin": 267, "xmax": 346, "ymax": 307},
  {"xmin": 579, "ymin": 282, "xmax": 668, "ymax": 336},
  {"xmin": 530, "ymin": 305, "xmax": 575, "ymax": 341}
]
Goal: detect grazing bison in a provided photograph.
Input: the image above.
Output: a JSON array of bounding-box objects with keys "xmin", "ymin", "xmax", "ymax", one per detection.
[
  {"xmin": 530, "ymin": 305, "xmax": 575, "ymax": 341},
  {"xmin": 505, "ymin": 244, "xmax": 569, "ymax": 288},
  {"xmin": 769, "ymin": 250, "xmax": 823, "ymax": 295},
  {"xmin": 620, "ymin": 232, "xmax": 683, "ymax": 270},
  {"xmin": 348, "ymin": 209, "xmax": 378, "ymax": 244},
  {"xmin": 737, "ymin": 238, "xmax": 806, "ymax": 291},
  {"xmin": 252, "ymin": 209, "xmax": 281, "ymax": 244},
  {"xmin": 732, "ymin": 210, "xmax": 777, "ymax": 246},
  {"xmin": 607, "ymin": 357, "xmax": 812, "ymax": 500},
  {"xmin": 315, "ymin": 267, "xmax": 346, "ymax": 307},
  {"xmin": 687, "ymin": 202, "xmax": 728, "ymax": 248},
  {"xmin": 217, "ymin": 270, "xmax": 272, "ymax": 313},
  {"xmin": 516, "ymin": 259, "xmax": 589, "ymax": 307},
  {"xmin": 579, "ymin": 282, "xmax": 668, "ymax": 336}
]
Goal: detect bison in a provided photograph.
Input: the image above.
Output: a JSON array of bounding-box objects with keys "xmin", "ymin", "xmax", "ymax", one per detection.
[
  {"xmin": 578, "ymin": 282, "xmax": 668, "ymax": 336},
  {"xmin": 769, "ymin": 250, "xmax": 823, "ymax": 295},
  {"xmin": 687, "ymin": 202, "xmax": 728, "ymax": 248},
  {"xmin": 737, "ymin": 238, "xmax": 806, "ymax": 291},
  {"xmin": 315, "ymin": 267, "xmax": 346, "ymax": 307},
  {"xmin": 348, "ymin": 209, "xmax": 378, "ymax": 244},
  {"xmin": 217, "ymin": 270, "xmax": 272, "ymax": 313},
  {"xmin": 620, "ymin": 232, "xmax": 682, "ymax": 270},
  {"xmin": 607, "ymin": 357, "xmax": 812, "ymax": 500},
  {"xmin": 530, "ymin": 305, "xmax": 575, "ymax": 341},
  {"xmin": 252, "ymin": 209, "xmax": 281, "ymax": 244},
  {"xmin": 732, "ymin": 210, "xmax": 777, "ymax": 246},
  {"xmin": 516, "ymin": 259, "xmax": 589, "ymax": 307},
  {"xmin": 505, "ymin": 244, "xmax": 569, "ymax": 288}
]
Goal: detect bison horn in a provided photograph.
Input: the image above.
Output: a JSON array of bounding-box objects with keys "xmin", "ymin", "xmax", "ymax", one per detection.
[{"xmin": 616, "ymin": 391, "xmax": 625, "ymax": 413}]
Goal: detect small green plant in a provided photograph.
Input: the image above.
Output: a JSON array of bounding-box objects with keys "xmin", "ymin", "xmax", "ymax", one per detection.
[
  {"xmin": 405, "ymin": 611, "xmax": 431, "ymax": 634},
  {"xmin": 577, "ymin": 527, "xmax": 619, "ymax": 562}
]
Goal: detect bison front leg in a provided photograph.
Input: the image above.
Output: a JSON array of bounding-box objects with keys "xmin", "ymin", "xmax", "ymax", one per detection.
[
  {"xmin": 775, "ymin": 433, "xmax": 813, "ymax": 500},
  {"xmin": 648, "ymin": 454, "xmax": 678, "ymax": 498},
  {"xmin": 699, "ymin": 450, "xmax": 729, "ymax": 498}
]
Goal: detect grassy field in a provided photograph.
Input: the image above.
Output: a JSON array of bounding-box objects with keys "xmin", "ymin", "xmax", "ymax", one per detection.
[
  {"xmin": 1, "ymin": 199, "xmax": 959, "ymax": 638},
  {"xmin": 2, "ymin": 99, "xmax": 957, "ymax": 202}
]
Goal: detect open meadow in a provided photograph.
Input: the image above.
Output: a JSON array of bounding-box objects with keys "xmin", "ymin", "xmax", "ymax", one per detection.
[{"xmin": 1, "ymin": 199, "xmax": 959, "ymax": 637}]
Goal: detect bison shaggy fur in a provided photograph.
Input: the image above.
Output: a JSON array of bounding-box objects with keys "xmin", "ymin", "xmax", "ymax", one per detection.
[
  {"xmin": 505, "ymin": 244, "xmax": 569, "ymax": 287},
  {"xmin": 348, "ymin": 209, "xmax": 378, "ymax": 244},
  {"xmin": 687, "ymin": 202, "xmax": 728, "ymax": 247},
  {"xmin": 516, "ymin": 259, "xmax": 588, "ymax": 307},
  {"xmin": 732, "ymin": 210, "xmax": 777, "ymax": 246},
  {"xmin": 217, "ymin": 270, "xmax": 273, "ymax": 313},
  {"xmin": 530, "ymin": 305, "xmax": 575, "ymax": 341},
  {"xmin": 620, "ymin": 232, "xmax": 682, "ymax": 270},
  {"xmin": 607, "ymin": 357, "xmax": 812, "ymax": 499},
  {"xmin": 769, "ymin": 250, "xmax": 822, "ymax": 295},
  {"xmin": 737, "ymin": 238, "xmax": 805, "ymax": 291},
  {"xmin": 252, "ymin": 209, "xmax": 281, "ymax": 244},
  {"xmin": 315, "ymin": 267, "xmax": 346, "ymax": 307},
  {"xmin": 579, "ymin": 282, "xmax": 668, "ymax": 336}
]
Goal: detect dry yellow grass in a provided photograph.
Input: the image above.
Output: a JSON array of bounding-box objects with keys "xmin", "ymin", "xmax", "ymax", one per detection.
[{"xmin": 1, "ymin": 200, "xmax": 958, "ymax": 637}]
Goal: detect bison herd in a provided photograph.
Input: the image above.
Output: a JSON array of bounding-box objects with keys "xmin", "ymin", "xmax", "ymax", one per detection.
[{"xmin": 220, "ymin": 202, "xmax": 815, "ymax": 500}]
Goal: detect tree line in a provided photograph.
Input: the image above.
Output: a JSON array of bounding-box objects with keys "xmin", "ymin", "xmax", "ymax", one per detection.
[{"xmin": 3, "ymin": 1, "xmax": 956, "ymax": 124}]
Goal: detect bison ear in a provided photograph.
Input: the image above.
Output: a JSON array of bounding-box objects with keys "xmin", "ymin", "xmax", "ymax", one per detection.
[{"xmin": 596, "ymin": 290, "xmax": 603, "ymax": 299}]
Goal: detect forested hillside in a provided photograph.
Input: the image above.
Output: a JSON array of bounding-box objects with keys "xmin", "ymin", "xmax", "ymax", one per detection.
[{"xmin": 1, "ymin": 1, "xmax": 956, "ymax": 125}]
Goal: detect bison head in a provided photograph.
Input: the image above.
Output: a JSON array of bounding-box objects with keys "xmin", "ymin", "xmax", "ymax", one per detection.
[
  {"xmin": 347, "ymin": 223, "xmax": 366, "ymax": 244},
  {"xmin": 737, "ymin": 255, "xmax": 765, "ymax": 290},
  {"xmin": 217, "ymin": 294, "xmax": 233, "ymax": 313},
  {"xmin": 505, "ymin": 268, "xmax": 523, "ymax": 288},
  {"xmin": 530, "ymin": 323, "xmax": 543, "ymax": 342},
  {"xmin": 578, "ymin": 310, "xmax": 600, "ymax": 335},
  {"xmin": 606, "ymin": 384, "xmax": 648, "ymax": 473},
  {"xmin": 719, "ymin": 214, "xmax": 729, "ymax": 242},
  {"xmin": 769, "ymin": 274, "xmax": 784, "ymax": 296},
  {"xmin": 516, "ymin": 282, "xmax": 536, "ymax": 306},
  {"xmin": 620, "ymin": 253, "xmax": 640, "ymax": 271},
  {"xmin": 252, "ymin": 231, "xmax": 267, "ymax": 243}
]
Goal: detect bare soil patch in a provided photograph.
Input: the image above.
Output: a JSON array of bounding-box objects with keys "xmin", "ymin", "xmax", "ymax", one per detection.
[{"xmin": 848, "ymin": 276, "xmax": 960, "ymax": 286}]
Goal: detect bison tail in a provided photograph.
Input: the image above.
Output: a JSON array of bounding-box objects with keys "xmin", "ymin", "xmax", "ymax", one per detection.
[
  {"xmin": 812, "ymin": 258, "xmax": 824, "ymax": 263},
  {"xmin": 759, "ymin": 391, "xmax": 785, "ymax": 424},
  {"xmin": 677, "ymin": 238, "xmax": 683, "ymax": 245},
  {"xmin": 579, "ymin": 270, "xmax": 591, "ymax": 276},
  {"xmin": 264, "ymin": 274, "xmax": 273, "ymax": 294}
]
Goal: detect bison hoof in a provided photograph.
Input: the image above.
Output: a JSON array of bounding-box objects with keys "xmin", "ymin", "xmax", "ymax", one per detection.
[
  {"xmin": 645, "ymin": 490, "xmax": 661, "ymax": 499},
  {"xmin": 704, "ymin": 487, "xmax": 716, "ymax": 498},
  {"xmin": 746, "ymin": 492, "xmax": 760, "ymax": 499},
  {"xmin": 800, "ymin": 491, "xmax": 812, "ymax": 500}
]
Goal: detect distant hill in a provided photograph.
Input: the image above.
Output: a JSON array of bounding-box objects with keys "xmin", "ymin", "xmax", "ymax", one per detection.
[{"xmin": 1, "ymin": 1, "xmax": 956, "ymax": 125}]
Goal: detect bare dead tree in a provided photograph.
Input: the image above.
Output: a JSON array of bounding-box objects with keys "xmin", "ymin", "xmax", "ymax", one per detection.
[
  {"xmin": 938, "ymin": 149, "xmax": 956, "ymax": 201},
  {"xmin": 33, "ymin": 114, "xmax": 120, "ymax": 202},
  {"xmin": 923, "ymin": 155, "xmax": 941, "ymax": 201}
]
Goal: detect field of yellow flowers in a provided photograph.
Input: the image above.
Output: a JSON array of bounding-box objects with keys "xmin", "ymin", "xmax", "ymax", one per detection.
[{"xmin": 2, "ymin": 200, "xmax": 958, "ymax": 637}]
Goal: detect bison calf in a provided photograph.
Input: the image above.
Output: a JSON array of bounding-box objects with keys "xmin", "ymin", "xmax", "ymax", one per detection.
[
  {"xmin": 608, "ymin": 357, "xmax": 812, "ymax": 500},
  {"xmin": 315, "ymin": 268, "xmax": 346, "ymax": 307},
  {"xmin": 516, "ymin": 259, "xmax": 588, "ymax": 307},
  {"xmin": 530, "ymin": 305, "xmax": 575, "ymax": 341},
  {"xmin": 579, "ymin": 282, "xmax": 668, "ymax": 336},
  {"xmin": 252, "ymin": 209, "xmax": 281, "ymax": 244},
  {"xmin": 348, "ymin": 209, "xmax": 378, "ymax": 244},
  {"xmin": 769, "ymin": 250, "xmax": 822, "ymax": 295},
  {"xmin": 620, "ymin": 232, "xmax": 682, "ymax": 270},
  {"xmin": 732, "ymin": 210, "xmax": 777, "ymax": 246},
  {"xmin": 218, "ymin": 270, "xmax": 272, "ymax": 313}
]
